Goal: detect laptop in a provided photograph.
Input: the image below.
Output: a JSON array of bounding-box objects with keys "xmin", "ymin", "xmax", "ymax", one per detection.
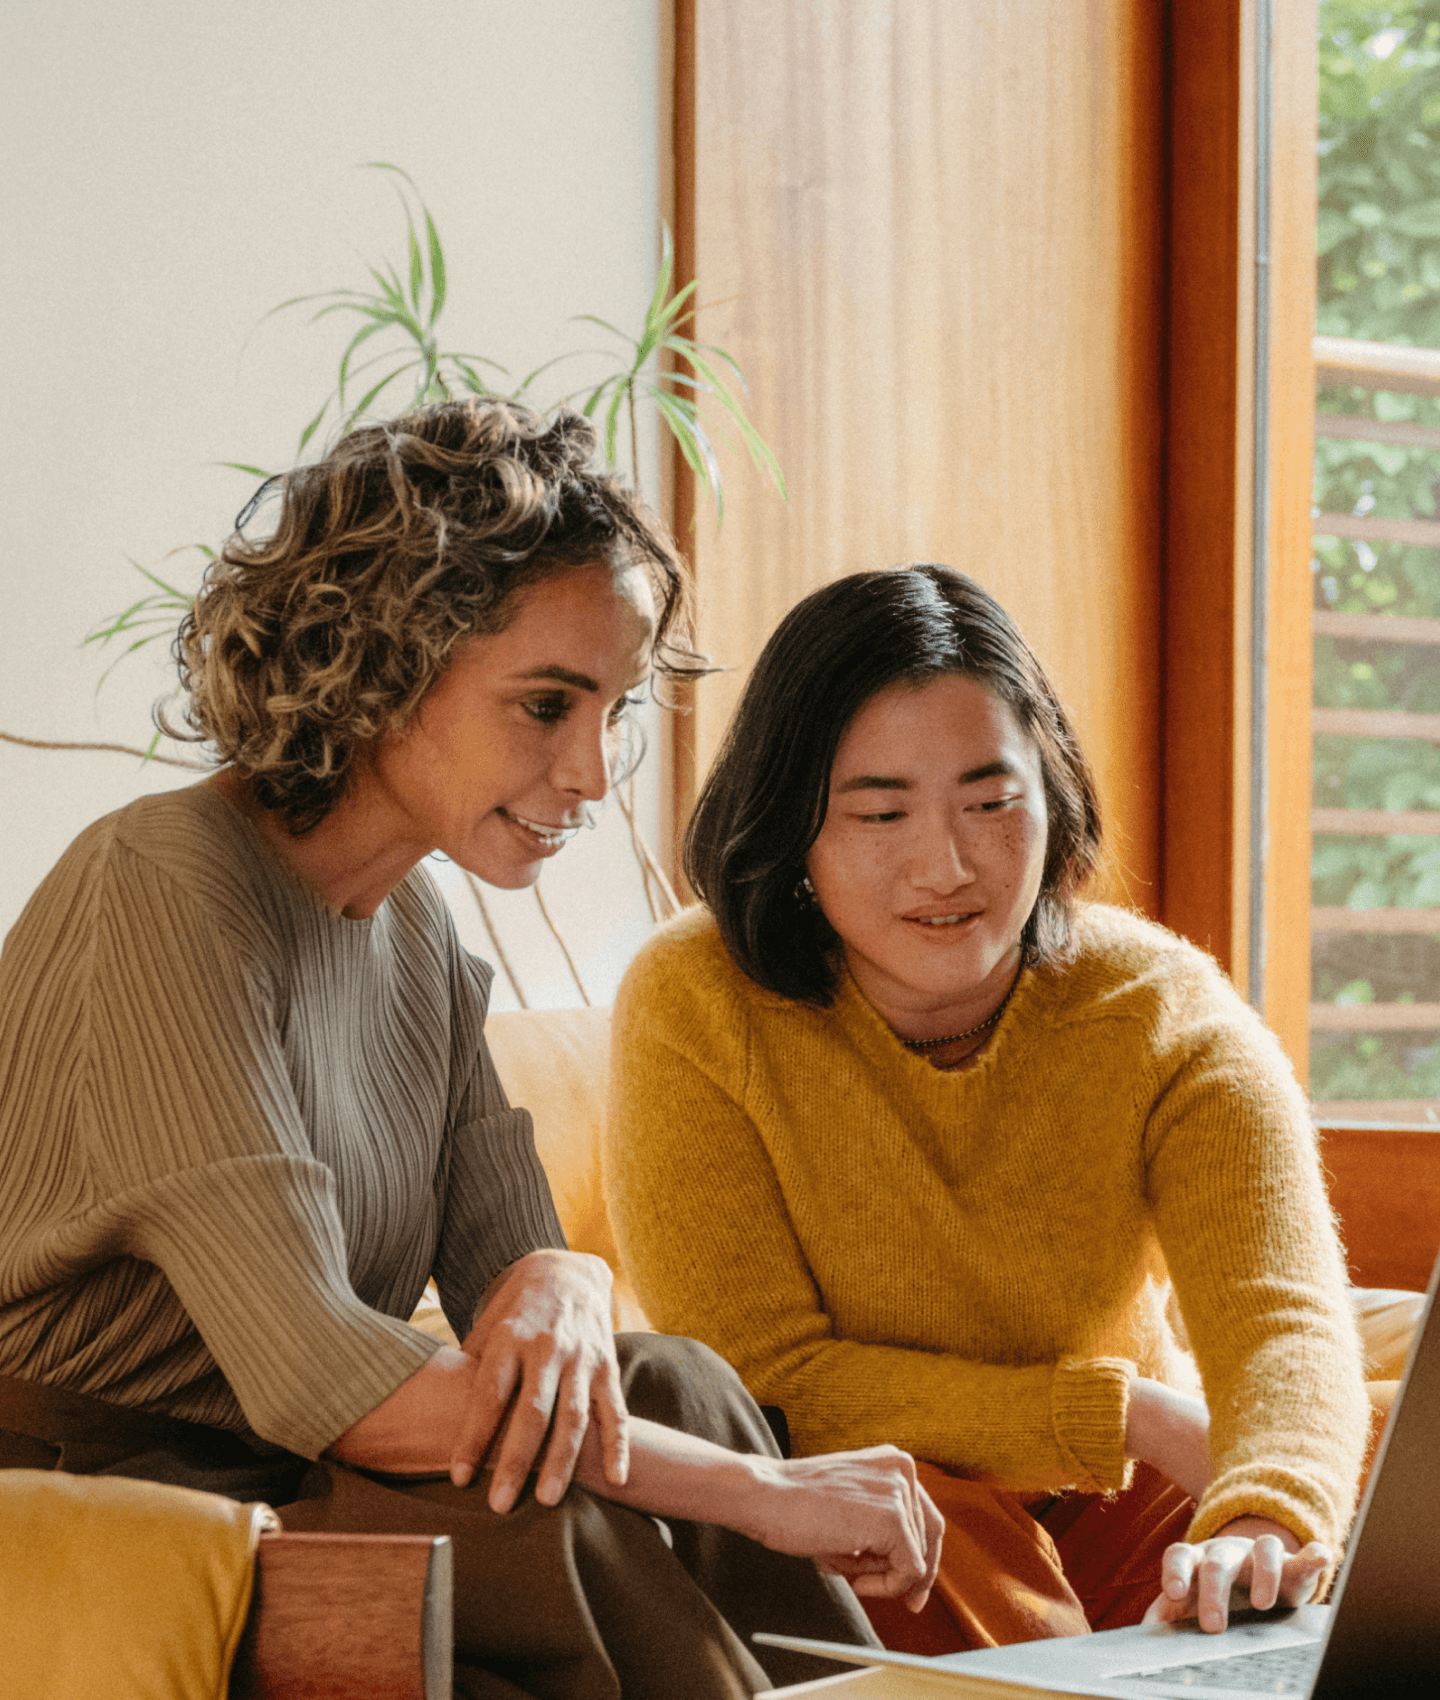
[{"xmin": 757, "ymin": 1251, "xmax": 1440, "ymax": 1696}]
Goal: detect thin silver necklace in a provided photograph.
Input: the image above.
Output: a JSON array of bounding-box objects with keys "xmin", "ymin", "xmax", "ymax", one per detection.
[{"xmin": 894, "ymin": 971, "xmax": 1020, "ymax": 1052}]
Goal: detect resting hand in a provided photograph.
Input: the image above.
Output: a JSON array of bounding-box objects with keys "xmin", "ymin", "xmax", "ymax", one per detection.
[
  {"xmin": 741, "ymin": 1445, "xmax": 944, "ymax": 1613},
  {"xmin": 1143, "ymin": 1516, "xmax": 1330, "ymax": 1634},
  {"xmin": 450, "ymin": 1249, "xmax": 628, "ymax": 1512}
]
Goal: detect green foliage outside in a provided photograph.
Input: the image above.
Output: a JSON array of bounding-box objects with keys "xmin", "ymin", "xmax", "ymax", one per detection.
[{"xmin": 1314, "ymin": 1, "xmax": 1440, "ymax": 1100}]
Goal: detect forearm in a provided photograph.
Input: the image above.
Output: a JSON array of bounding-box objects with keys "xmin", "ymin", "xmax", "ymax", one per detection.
[
  {"xmin": 710, "ymin": 1329, "xmax": 1133, "ymax": 1494},
  {"xmin": 571, "ymin": 1413, "xmax": 772, "ymax": 1535},
  {"xmin": 1148, "ymin": 1038, "xmax": 1370, "ymax": 1549},
  {"xmin": 328, "ymin": 1346, "xmax": 478, "ymax": 1473}
]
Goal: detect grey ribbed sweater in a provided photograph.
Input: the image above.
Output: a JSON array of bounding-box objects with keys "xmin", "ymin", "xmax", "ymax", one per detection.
[{"xmin": 0, "ymin": 784, "xmax": 566, "ymax": 1459}]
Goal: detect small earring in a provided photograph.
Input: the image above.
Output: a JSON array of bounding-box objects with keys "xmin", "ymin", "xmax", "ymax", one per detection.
[{"xmin": 795, "ymin": 874, "xmax": 816, "ymax": 905}]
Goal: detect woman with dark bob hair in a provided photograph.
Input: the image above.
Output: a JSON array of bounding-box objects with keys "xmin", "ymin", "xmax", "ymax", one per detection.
[
  {"xmin": 606, "ymin": 563, "xmax": 1371, "ymax": 1656},
  {"xmin": 0, "ymin": 402, "xmax": 945, "ymax": 1698}
]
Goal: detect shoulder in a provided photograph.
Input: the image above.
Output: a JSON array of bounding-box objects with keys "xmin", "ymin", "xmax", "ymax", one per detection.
[
  {"xmin": 613, "ymin": 905, "xmax": 790, "ymax": 1065},
  {"xmin": 105, "ymin": 783, "xmax": 285, "ymax": 926},
  {"xmin": 1039, "ymin": 903, "xmax": 1285, "ymax": 1071},
  {"xmin": 1051, "ymin": 904, "xmax": 1228, "ymax": 1004},
  {"xmin": 6, "ymin": 786, "xmax": 251, "ymax": 957},
  {"xmin": 618, "ymin": 906, "xmax": 777, "ymax": 1015}
]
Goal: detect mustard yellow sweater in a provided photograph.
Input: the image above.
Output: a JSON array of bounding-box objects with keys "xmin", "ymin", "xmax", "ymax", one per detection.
[{"xmin": 605, "ymin": 904, "xmax": 1368, "ymax": 1552}]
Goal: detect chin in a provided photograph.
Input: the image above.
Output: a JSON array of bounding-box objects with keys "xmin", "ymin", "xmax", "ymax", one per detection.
[{"xmin": 464, "ymin": 858, "xmax": 546, "ymax": 891}]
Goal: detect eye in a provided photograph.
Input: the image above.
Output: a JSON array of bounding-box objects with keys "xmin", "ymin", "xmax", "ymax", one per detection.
[
  {"xmin": 855, "ymin": 808, "xmax": 906, "ymax": 824},
  {"xmin": 607, "ymin": 692, "xmax": 644, "ymax": 727},
  {"xmin": 522, "ymin": 692, "xmax": 570, "ymax": 725},
  {"xmin": 973, "ymin": 793, "xmax": 1021, "ymax": 813}
]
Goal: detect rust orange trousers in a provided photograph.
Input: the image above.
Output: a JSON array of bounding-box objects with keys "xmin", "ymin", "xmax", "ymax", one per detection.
[{"xmin": 863, "ymin": 1384, "xmax": 1399, "ymax": 1658}]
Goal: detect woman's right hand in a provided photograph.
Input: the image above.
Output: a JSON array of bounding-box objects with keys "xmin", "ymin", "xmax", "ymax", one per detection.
[{"xmin": 739, "ymin": 1445, "xmax": 944, "ymax": 1612}]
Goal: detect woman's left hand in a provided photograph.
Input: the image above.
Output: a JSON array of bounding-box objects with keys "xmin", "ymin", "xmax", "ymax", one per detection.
[
  {"xmin": 1143, "ymin": 1516, "xmax": 1331, "ymax": 1634},
  {"xmin": 449, "ymin": 1249, "xmax": 629, "ymax": 1512}
]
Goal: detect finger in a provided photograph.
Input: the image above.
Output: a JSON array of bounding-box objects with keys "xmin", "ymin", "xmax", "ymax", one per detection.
[
  {"xmin": 593, "ymin": 1351, "xmax": 630, "ymax": 1487},
  {"xmin": 1160, "ymin": 1541, "xmax": 1197, "ymax": 1607},
  {"xmin": 449, "ymin": 1351, "xmax": 520, "ymax": 1489},
  {"xmin": 905, "ymin": 1481, "xmax": 945, "ymax": 1612},
  {"xmin": 534, "ymin": 1366, "xmax": 593, "ymax": 1507},
  {"xmin": 487, "ymin": 1355, "xmax": 563, "ymax": 1512},
  {"xmin": 1280, "ymin": 1544, "xmax": 1331, "ymax": 1608},
  {"xmin": 1196, "ymin": 1542, "xmax": 1248, "ymax": 1634},
  {"xmin": 884, "ymin": 1484, "xmax": 929, "ymax": 1601},
  {"xmin": 1247, "ymin": 1535, "xmax": 1285, "ymax": 1612}
]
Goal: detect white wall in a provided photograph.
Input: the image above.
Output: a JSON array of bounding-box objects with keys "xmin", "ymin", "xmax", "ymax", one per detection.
[{"xmin": 0, "ymin": 0, "xmax": 665, "ymax": 1009}]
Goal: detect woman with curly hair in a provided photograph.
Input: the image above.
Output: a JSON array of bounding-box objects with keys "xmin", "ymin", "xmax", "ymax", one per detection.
[
  {"xmin": 0, "ymin": 401, "xmax": 939, "ymax": 1699},
  {"xmin": 605, "ymin": 565, "xmax": 1371, "ymax": 1657}
]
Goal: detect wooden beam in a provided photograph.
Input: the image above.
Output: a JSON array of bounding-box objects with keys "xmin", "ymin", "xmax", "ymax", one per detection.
[
  {"xmin": 1312, "ymin": 908, "xmax": 1440, "ymax": 934},
  {"xmin": 1162, "ymin": 0, "xmax": 1313, "ymax": 1072},
  {"xmin": 1314, "ymin": 610, "xmax": 1440, "ymax": 644},
  {"xmin": 1314, "ymin": 413, "xmax": 1440, "ymax": 451},
  {"xmin": 1310, "ymin": 1003, "xmax": 1440, "ymax": 1031},
  {"xmin": 1162, "ymin": 0, "xmax": 1244, "ymax": 975},
  {"xmin": 1312, "ymin": 809, "xmax": 1440, "ymax": 836},
  {"xmin": 1314, "ymin": 333, "xmax": 1440, "ymax": 396},
  {"xmin": 1314, "ymin": 511, "xmax": 1440, "ymax": 548},
  {"xmin": 1313, "ymin": 708, "xmax": 1440, "ymax": 742}
]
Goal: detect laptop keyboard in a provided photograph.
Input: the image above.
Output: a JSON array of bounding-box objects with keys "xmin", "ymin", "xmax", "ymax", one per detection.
[{"xmin": 1118, "ymin": 1640, "xmax": 1321, "ymax": 1691}]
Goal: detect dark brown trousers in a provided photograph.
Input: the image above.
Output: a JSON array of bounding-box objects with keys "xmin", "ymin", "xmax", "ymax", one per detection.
[{"xmin": 0, "ymin": 1334, "xmax": 876, "ymax": 1698}]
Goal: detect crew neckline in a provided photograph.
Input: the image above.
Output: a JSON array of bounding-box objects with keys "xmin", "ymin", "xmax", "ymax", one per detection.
[
  {"xmin": 194, "ymin": 780, "xmax": 379, "ymax": 929},
  {"xmin": 834, "ymin": 954, "xmax": 1038, "ymax": 1088}
]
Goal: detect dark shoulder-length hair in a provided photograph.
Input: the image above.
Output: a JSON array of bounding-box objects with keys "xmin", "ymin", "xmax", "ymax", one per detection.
[{"xmin": 684, "ymin": 564, "xmax": 1102, "ymax": 1005}]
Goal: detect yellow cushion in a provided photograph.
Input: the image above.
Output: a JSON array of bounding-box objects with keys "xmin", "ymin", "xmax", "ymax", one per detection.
[
  {"xmin": 414, "ymin": 1005, "xmax": 649, "ymax": 1336},
  {"xmin": 0, "ymin": 1469, "xmax": 276, "ymax": 1700}
]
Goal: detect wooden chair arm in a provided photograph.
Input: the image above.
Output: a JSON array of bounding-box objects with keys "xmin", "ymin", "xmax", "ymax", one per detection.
[{"xmin": 230, "ymin": 1531, "xmax": 452, "ymax": 1700}]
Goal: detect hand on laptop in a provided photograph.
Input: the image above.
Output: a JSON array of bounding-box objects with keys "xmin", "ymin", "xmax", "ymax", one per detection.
[{"xmin": 1143, "ymin": 1515, "xmax": 1331, "ymax": 1634}]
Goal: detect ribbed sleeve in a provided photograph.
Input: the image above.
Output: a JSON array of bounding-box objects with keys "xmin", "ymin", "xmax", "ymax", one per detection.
[
  {"xmin": 434, "ymin": 970, "xmax": 567, "ymax": 1340},
  {"xmin": 0, "ymin": 785, "xmax": 562, "ymax": 1457},
  {"xmin": 604, "ymin": 904, "xmax": 1369, "ymax": 1548}
]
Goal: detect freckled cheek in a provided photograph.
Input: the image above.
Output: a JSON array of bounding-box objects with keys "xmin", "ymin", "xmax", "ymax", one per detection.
[{"xmin": 808, "ymin": 836, "xmax": 895, "ymax": 922}]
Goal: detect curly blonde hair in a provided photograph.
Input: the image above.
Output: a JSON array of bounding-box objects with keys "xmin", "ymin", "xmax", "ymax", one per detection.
[{"xmin": 172, "ymin": 398, "xmax": 699, "ymax": 832}]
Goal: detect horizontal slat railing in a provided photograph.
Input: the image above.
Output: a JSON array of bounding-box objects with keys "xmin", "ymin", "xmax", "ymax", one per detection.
[
  {"xmin": 1313, "ymin": 908, "xmax": 1440, "ymax": 934},
  {"xmin": 1315, "ymin": 1105, "xmax": 1440, "ymax": 1128},
  {"xmin": 1311, "ymin": 339, "xmax": 1440, "ymax": 1110},
  {"xmin": 1315, "ymin": 413, "xmax": 1440, "ymax": 449},
  {"xmin": 1313, "ymin": 609, "xmax": 1440, "ymax": 643},
  {"xmin": 1313, "ymin": 512, "xmax": 1440, "ymax": 547},
  {"xmin": 1310, "ymin": 1002, "xmax": 1440, "ymax": 1031},
  {"xmin": 1314, "ymin": 334, "xmax": 1440, "ymax": 395},
  {"xmin": 1312, "ymin": 707, "xmax": 1440, "ymax": 740},
  {"xmin": 1312, "ymin": 808, "xmax": 1440, "ymax": 834}
]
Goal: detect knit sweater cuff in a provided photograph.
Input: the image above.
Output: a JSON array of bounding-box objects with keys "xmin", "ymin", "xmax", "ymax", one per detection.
[
  {"xmin": 1187, "ymin": 1465, "xmax": 1339, "ymax": 1551},
  {"xmin": 1051, "ymin": 1357, "xmax": 1135, "ymax": 1493}
]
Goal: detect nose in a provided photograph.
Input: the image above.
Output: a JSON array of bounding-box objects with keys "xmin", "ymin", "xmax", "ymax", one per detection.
[
  {"xmin": 908, "ymin": 815, "xmax": 976, "ymax": 893},
  {"xmin": 550, "ymin": 712, "xmax": 612, "ymax": 805}
]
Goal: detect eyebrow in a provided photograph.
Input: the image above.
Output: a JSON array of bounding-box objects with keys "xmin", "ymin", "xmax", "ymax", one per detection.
[
  {"xmin": 835, "ymin": 759, "xmax": 1019, "ymax": 794},
  {"xmin": 516, "ymin": 667, "xmax": 600, "ymax": 692}
]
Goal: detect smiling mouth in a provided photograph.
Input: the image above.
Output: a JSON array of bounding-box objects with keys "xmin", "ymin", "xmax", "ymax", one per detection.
[
  {"xmin": 906, "ymin": 912, "xmax": 979, "ymax": 928},
  {"xmin": 497, "ymin": 808, "xmax": 582, "ymax": 849}
]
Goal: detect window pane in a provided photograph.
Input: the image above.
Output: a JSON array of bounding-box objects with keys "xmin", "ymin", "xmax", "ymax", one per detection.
[{"xmin": 1313, "ymin": 3, "xmax": 1440, "ymax": 1124}]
